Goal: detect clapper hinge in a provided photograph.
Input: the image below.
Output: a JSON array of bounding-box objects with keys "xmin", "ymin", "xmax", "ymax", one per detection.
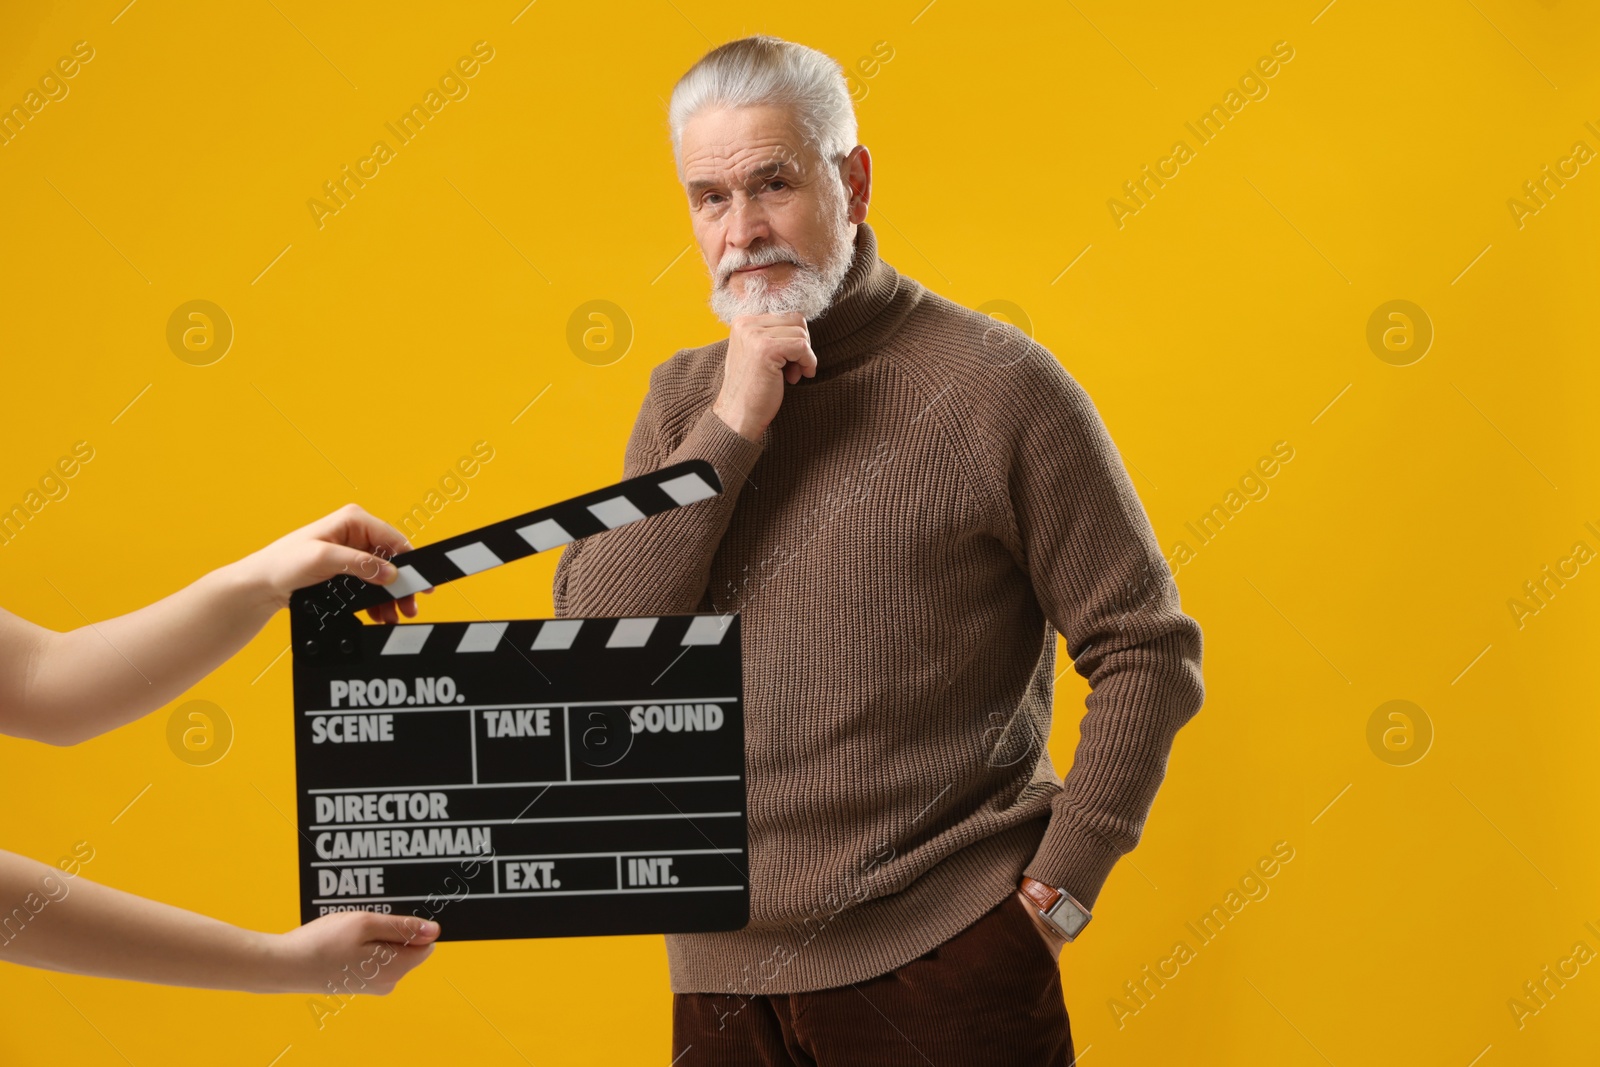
[{"xmin": 288, "ymin": 583, "xmax": 368, "ymax": 662}]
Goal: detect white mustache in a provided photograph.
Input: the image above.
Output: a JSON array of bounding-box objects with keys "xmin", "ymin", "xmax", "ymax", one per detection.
[{"xmin": 718, "ymin": 249, "xmax": 800, "ymax": 285}]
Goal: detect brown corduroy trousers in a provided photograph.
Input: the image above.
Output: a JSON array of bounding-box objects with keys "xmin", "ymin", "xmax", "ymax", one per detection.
[{"xmin": 672, "ymin": 893, "xmax": 1076, "ymax": 1066}]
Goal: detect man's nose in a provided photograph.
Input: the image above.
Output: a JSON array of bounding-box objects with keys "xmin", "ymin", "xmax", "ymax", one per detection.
[{"xmin": 722, "ymin": 192, "xmax": 770, "ymax": 250}]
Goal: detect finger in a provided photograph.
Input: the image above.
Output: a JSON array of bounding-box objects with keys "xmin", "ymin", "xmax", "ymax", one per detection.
[
  {"xmin": 327, "ymin": 504, "xmax": 415, "ymax": 560},
  {"xmin": 304, "ymin": 505, "xmax": 405, "ymax": 559},
  {"xmin": 784, "ymin": 362, "xmax": 802, "ymax": 385},
  {"xmin": 365, "ymin": 602, "xmax": 397, "ymax": 625},
  {"xmin": 309, "ymin": 543, "xmax": 398, "ymax": 588},
  {"xmin": 370, "ymin": 914, "xmax": 441, "ymax": 945},
  {"xmin": 397, "ymin": 594, "xmax": 418, "ymax": 618},
  {"xmin": 747, "ymin": 332, "xmax": 812, "ymax": 353},
  {"xmin": 763, "ymin": 341, "xmax": 815, "ymax": 370}
]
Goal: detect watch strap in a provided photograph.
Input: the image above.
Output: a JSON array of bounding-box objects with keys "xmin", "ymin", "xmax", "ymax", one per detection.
[{"xmin": 1019, "ymin": 876, "xmax": 1062, "ymax": 913}]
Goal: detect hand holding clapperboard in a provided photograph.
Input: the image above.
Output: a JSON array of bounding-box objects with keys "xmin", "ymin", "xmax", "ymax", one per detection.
[{"xmin": 287, "ymin": 461, "xmax": 748, "ymax": 941}]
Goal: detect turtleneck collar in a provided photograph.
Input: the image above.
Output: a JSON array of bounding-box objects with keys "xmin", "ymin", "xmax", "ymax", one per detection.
[{"xmin": 803, "ymin": 221, "xmax": 917, "ymax": 381}]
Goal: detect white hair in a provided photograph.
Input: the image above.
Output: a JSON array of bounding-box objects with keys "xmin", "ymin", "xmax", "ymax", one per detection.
[{"xmin": 668, "ymin": 35, "xmax": 858, "ymax": 178}]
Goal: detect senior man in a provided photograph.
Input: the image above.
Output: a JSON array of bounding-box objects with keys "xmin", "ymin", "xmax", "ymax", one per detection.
[{"xmin": 553, "ymin": 34, "xmax": 1205, "ymax": 1066}]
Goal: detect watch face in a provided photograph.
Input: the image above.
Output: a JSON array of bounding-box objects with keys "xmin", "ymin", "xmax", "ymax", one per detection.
[{"xmin": 1055, "ymin": 907, "xmax": 1088, "ymax": 936}]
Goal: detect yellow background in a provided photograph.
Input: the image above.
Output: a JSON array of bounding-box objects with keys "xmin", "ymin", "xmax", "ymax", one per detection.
[{"xmin": 2, "ymin": 0, "xmax": 1596, "ymax": 1063}]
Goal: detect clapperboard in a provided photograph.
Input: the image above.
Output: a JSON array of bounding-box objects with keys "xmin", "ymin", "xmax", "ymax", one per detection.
[{"xmin": 287, "ymin": 460, "xmax": 748, "ymax": 941}]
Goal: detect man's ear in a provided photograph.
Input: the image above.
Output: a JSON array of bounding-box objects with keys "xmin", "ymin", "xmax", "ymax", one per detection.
[{"xmin": 843, "ymin": 145, "xmax": 871, "ymax": 223}]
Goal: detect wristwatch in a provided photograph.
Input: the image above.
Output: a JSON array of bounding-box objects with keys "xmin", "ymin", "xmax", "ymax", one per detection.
[{"xmin": 1019, "ymin": 876, "xmax": 1093, "ymax": 941}]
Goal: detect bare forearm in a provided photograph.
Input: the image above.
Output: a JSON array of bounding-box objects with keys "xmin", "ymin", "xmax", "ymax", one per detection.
[
  {"xmin": 4, "ymin": 502, "xmax": 421, "ymax": 747},
  {"xmin": 0, "ymin": 851, "xmax": 284, "ymax": 992},
  {"xmin": 16, "ymin": 562, "xmax": 278, "ymax": 746}
]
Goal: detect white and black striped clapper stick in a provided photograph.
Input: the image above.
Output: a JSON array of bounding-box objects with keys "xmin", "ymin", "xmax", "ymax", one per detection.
[
  {"xmin": 286, "ymin": 458, "xmax": 748, "ymax": 942},
  {"xmin": 291, "ymin": 459, "xmax": 722, "ymax": 625}
]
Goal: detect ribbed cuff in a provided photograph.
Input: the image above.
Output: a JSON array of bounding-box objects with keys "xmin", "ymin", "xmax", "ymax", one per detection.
[
  {"xmin": 1022, "ymin": 813, "xmax": 1124, "ymax": 912},
  {"xmin": 669, "ymin": 406, "xmax": 765, "ymax": 500}
]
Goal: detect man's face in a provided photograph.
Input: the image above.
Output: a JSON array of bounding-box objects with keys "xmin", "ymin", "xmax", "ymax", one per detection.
[{"xmin": 678, "ymin": 105, "xmax": 859, "ymax": 324}]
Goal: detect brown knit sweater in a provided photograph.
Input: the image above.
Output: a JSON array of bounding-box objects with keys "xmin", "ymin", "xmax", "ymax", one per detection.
[{"xmin": 552, "ymin": 221, "xmax": 1205, "ymax": 995}]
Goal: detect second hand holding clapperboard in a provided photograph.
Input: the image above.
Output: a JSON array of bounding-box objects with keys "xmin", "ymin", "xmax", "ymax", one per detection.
[{"xmin": 287, "ymin": 460, "xmax": 747, "ymax": 941}]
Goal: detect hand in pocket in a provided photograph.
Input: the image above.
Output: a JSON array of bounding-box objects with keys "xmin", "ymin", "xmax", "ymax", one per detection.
[{"xmin": 1014, "ymin": 892, "xmax": 1068, "ymax": 961}]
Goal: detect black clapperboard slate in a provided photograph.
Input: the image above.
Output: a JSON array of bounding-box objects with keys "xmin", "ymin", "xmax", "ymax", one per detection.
[{"xmin": 287, "ymin": 460, "xmax": 747, "ymax": 941}]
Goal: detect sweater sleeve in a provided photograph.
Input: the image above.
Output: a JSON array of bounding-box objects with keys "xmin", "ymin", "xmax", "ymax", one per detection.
[
  {"xmin": 552, "ymin": 380, "xmax": 765, "ymax": 618},
  {"xmin": 987, "ymin": 345, "xmax": 1205, "ymax": 912}
]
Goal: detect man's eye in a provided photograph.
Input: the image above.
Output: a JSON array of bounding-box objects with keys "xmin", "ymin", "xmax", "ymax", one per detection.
[{"xmin": 765, "ymin": 180, "xmax": 788, "ymax": 192}]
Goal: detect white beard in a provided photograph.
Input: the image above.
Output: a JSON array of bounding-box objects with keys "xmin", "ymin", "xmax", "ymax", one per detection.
[{"xmin": 708, "ymin": 179, "xmax": 856, "ymax": 325}]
